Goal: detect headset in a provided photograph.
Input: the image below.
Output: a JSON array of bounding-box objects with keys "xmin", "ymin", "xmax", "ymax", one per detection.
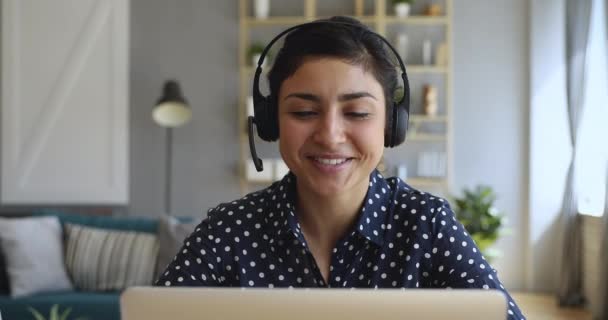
[{"xmin": 248, "ymin": 19, "xmax": 410, "ymax": 172}]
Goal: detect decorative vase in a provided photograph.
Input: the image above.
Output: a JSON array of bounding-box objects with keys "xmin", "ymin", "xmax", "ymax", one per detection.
[
  {"xmin": 435, "ymin": 42, "xmax": 448, "ymax": 66},
  {"xmin": 254, "ymin": 0, "xmax": 270, "ymax": 19},
  {"xmin": 395, "ymin": 33, "xmax": 409, "ymax": 62},
  {"xmin": 423, "ymin": 85, "xmax": 438, "ymax": 116},
  {"xmin": 425, "ymin": 4, "xmax": 442, "ymax": 16},
  {"xmin": 422, "ymin": 39, "xmax": 432, "ymax": 65},
  {"xmin": 394, "ymin": 3, "xmax": 411, "ymax": 17}
]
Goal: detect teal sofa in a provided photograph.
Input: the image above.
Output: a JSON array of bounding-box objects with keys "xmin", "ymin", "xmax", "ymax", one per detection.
[{"xmin": 0, "ymin": 211, "xmax": 184, "ymax": 320}]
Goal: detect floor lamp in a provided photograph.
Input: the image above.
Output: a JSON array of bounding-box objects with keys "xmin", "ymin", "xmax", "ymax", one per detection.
[{"xmin": 152, "ymin": 80, "xmax": 192, "ymax": 215}]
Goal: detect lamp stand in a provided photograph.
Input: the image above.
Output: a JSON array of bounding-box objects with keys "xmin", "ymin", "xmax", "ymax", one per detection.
[{"xmin": 164, "ymin": 127, "xmax": 173, "ymax": 215}]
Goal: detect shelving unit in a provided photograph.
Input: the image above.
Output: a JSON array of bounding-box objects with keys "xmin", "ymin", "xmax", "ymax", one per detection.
[{"xmin": 238, "ymin": 0, "xmax": 452, "ymax": 196}]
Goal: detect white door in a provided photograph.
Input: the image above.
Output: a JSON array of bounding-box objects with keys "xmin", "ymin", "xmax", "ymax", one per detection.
[{"xmin": 1, "ymin": 0, "xmax": 129, "ymax": 204}]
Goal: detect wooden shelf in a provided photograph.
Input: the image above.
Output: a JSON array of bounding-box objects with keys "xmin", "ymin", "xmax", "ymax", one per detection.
[
  {"xmin": 246, "ymin": 16, "xmax": 311, "ymax": 26},
  {"xmin": 385, "ymin": 15, "xmax": 448, "ymax": 25},
  {"xmin": 246, "ymin": 15, "xmax": 447, "ymax": 26},
  {"xmin": 405, "ymin": 177, "xmax": 446, "ymax": 186},
  {"xmin": 410, "ymin": 115, "xmax": 448, "ymax": 122},
  {"xmin": 408, "ymin": 134, "xmax": 446, "ymax": 142},
  {"xmin": 406, "ymin": 65, "xmax": 448, "ymax": 73},
  {"xmin": 243, "ymin": 65, "xmax": 447, "ymax": 75}
]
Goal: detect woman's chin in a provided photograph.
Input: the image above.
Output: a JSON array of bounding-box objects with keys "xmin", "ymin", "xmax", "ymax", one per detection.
[{"xmin": 298, "ymin": 174, "xmax": 352, "ymax": 198}]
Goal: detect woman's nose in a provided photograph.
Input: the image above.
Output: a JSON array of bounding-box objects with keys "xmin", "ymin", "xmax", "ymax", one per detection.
[{"xmin": 312, "ymin": 111, "xmax": 346, "ymax": 147}]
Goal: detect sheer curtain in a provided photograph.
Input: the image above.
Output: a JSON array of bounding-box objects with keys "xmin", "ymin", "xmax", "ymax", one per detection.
[
  {"xmin": 557, "ymin": 0, "xmax": 592, "ymax": 306},
  {"xmin": 598, "ymin": 170, "xmax": 608, "ymax": 319},
  {"xmin": 597, "ymin": 2, "xmax": 608, "ymax": 318}
]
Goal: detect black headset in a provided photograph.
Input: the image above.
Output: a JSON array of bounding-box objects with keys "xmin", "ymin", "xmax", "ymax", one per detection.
[{"xmin": 248, "ymin": 20, "xmax": 410, "ymax": 172}]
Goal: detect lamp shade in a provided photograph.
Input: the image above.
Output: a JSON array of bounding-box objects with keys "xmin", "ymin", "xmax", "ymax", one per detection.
[{"xmin": 152, "ymin": 80, "xmax": 192, "ymax": 128}]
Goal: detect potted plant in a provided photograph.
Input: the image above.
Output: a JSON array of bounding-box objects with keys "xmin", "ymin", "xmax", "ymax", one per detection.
[
  {"xmin": 248, "ymin": 42, "xmax": 271, "ymax": 67},
  {"xmin": 451, "ymin": 185, "xmax": 505, "ymax": 262},
  {"xmin": 393, "ymin": 0, "xmax": 414, "ymax": 17},
  {"xmin": 28, "ymin": 304, "xmax": 87, "ymax": 320}
]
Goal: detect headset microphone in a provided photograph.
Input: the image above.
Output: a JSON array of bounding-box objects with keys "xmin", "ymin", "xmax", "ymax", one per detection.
[{"xmin": 248, "ymin": 116, "xmax": 264, "ymax": 172}]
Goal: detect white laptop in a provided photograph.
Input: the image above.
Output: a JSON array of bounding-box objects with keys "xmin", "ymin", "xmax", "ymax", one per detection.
[{"xmin": 121, "ymin": 287, "xmax": 507, "ymax": 320}]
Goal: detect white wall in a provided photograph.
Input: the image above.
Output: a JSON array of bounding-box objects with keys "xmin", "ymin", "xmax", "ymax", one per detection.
[
  {"xmin": 452, "ymin": 0, "xmax": 528, "ymax": 290},
  {"xmin": 528, "ymin": 0, "xmax": 571, "ymax": 292}
]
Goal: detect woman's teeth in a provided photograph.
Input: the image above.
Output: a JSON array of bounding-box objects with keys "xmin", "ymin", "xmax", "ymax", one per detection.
[{"xmin": 315, "ymin": 158, "xmax": 348, "ymax": 165}]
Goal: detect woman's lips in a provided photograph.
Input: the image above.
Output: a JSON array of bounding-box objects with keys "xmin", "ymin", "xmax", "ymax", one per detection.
[{"xmin": 307, "ymin": 156, "xmax": 354, "ymax": 173}]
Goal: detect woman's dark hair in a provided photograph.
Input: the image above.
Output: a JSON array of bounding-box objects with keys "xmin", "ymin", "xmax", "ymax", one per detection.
[{"xmin": 267, "ymin": 16, "xmax": 399, "ymax": 119}]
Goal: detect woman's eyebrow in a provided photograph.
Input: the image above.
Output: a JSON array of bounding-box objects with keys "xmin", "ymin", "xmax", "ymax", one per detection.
[
  {"xmin": 338, "ymin": 92, "xmax": 377, "ymax": 102},
  {"xmin": 283, "ymin": 91, "xmax": 377, "ymax": 102},
  {"xmin": 283, "ymin": 93, "xmax": 320, "ymax": 102}
]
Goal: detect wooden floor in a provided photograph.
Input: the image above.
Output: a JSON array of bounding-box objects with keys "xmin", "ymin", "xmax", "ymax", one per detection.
[{"xmin": 512, "ymin": 293, "xmax": 592, "ymax": 320}]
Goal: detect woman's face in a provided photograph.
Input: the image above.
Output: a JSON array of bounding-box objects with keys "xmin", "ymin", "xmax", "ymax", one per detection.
[{"xmin": 278, "ymin": 57, "xmax": 386, "ymax": 198}]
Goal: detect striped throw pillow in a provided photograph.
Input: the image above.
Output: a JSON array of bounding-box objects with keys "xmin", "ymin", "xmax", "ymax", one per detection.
[{"xmin": 64, "ymin": 223, "xmax": 159, "ymax": 291}]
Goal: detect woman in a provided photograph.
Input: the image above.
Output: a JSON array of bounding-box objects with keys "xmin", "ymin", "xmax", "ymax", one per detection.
[{"xmin": 157, "ymin": 16, "xmax": 525, "ymax": 320}]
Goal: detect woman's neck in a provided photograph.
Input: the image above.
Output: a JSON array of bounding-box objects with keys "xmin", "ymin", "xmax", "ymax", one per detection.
[{"xmin": 295, "ymin": 179, "xmax": 369, "ymax": 247}]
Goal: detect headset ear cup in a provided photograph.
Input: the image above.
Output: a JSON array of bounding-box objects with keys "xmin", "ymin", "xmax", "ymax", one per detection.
[
  {"xmin": 384, "ymin": 104, "xmax": 393, "ymax": 148},
  {"xmin": 254, "ymin": 97, "xmax": 271, "ymax": 141},
  {"xmin": 267, "ymin": 95, "xmax": 280, "ymax": 141},
  {"xmin": 254, "ymin": 96, "xmax": 280, "ymax": 142},
  {"xmin": 392, "ymin": 101, "xmax": 409, "ymax": 146}
]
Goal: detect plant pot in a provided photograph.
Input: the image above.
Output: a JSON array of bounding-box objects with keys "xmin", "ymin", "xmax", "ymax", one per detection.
[
  {"xmin": 254, "ymin": 0, "xmax": 270, "ymax": 19},
  {"xmin": 394, "ymin": 3, "xmax": 411, "ymax": 17}
]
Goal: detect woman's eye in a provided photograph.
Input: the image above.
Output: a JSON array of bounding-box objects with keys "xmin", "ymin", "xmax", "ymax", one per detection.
[
  {"xmin": 290, "ymin": 111, "xmax": 316, "ymax": 118},
  {"xmin": 346, "ymin": 112, "xmax": 370, "ymax": 119}
]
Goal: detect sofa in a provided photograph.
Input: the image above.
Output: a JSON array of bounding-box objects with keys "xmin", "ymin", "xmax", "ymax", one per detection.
[{"xmin": 0, "ymin": 210, "xmax": 197, "ymax": 320}]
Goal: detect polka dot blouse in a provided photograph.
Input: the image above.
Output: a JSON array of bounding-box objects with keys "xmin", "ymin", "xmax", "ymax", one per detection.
[{"xmin": 156, "ymin": 170, "xmax": 525, "ymax": 320}]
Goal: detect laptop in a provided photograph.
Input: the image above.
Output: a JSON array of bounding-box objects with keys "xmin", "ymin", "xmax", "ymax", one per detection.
[{"xmin": 121, "ymin": 287, "xmax": 508, "ymax": 320}]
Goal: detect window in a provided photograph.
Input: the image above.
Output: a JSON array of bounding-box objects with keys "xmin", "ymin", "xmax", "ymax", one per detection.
[{"xmin": 575, "ymin": 0, "xmax": 608, "ymax": 216}]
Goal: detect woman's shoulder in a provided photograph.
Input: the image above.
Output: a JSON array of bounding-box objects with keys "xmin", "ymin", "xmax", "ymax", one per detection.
[
  {"xmin": 383, "ymin": 175, "xmax": 453, "ymax": 219},
  {"xmin": 201, "ymin": 179, "xmax": 287, "ymax": 230}
]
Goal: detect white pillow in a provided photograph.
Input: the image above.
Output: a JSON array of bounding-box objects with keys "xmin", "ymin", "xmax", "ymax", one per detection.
[{"xmin": 0, "ymin": 216, "xmax": 73, "ymax": 297}]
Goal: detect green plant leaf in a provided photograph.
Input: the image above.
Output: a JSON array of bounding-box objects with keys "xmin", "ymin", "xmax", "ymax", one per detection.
[
  {"xmin": 28, "ymin": 307, "xmax": 47, "ymax": 320},
  {"xmin": 451, "ymin": 185, "xmax": 504, "ymax": 244},
  {"xmin": 59, "ymin": 307, "xmax": 73, "ymax": 320},
  {"xmin": 50, "ymin": 304, "xmax": 59, "ymax": 320}
]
